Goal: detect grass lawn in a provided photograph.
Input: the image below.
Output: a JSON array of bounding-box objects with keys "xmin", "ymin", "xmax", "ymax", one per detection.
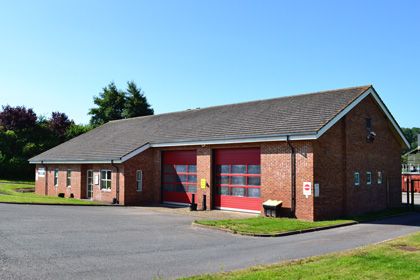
[
  {"xmin": 195, "ymin": 208, "xmax": 417, "ymax": 236},
  {"xmin": 195, "ymin": 217, "xmax": 354, "ymax": 235},
  {"xmin": 183, "ymin": 232, "xmax": 420, "ymax": 280},
  {"xmin": 0, "ymin": 181, "xmax": 104, "ymax": 205}
]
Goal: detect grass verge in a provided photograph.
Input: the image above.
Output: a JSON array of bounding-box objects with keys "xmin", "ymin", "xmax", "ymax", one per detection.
[
  {"xmin": 195, "ymin": 217, "xmax": 354, "ymax": 235},
  {"xmin": 0, "ymin": 181, "xmax": 103, "ymax": 205},
  {"xmin": 182, "ymin": 232, "xmax": 420, "ymax": 280},
  {"xmin": 195, "ymin": 207, "xmax": 418, "ymax": 236}
]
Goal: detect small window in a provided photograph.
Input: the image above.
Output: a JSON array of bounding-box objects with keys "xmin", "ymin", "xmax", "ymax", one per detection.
[
  {"xmin": 54, "ymin": 169, "xmax": 59, "ymax": 186},
  {"xmin": 136, "ymin": 170, "xmax": 143, "ymax": 192},
  {"xmin": 366, "ymin": 118, "xmax": 372, "ymax": 130},
  {"xmin": 354, "ymin": 172, "xmax": 360, "ymax": 186},
  {"xmin": 366, "ymin": 172, "xmax": 372, "ymax": 185},
  {"xmin": 66, "ymin": 169, "xmax": 72, "ymax": 187},
  {"xmin": 377, "ymin": 171, "xmax": 383, "ymax": 184},
  {"xmin": 100, "ymin": 170, "xmax": 112, "ymax": 190}
]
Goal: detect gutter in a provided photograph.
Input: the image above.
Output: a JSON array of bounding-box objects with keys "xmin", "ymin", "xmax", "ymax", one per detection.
[
  {"xmin": 286, "ymin": 136, "xmax": 296, "ymax": 217},
  {"xmin": 110, "ymin": 160, "xmax": 120, "ymax": 204}
]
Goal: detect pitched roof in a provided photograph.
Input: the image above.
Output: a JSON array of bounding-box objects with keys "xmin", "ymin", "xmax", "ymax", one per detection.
[{"xmin": 29, "ymin": 85, "xmax": 408, "ymax": 163}]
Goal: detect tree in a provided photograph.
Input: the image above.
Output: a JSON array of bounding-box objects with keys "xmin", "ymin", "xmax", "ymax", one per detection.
[
  {"xmin": 402, "ymin": 127, "xmax": 420, "ymax": 151},
  {"xmin": 49, "ymin": 112, "xmax": 73, "ymax": 138},
  {"xmin": 123, "ymin": 81, "xmax": 154, "ymax": 118},
  {"xmin": 0, "ymin": 105, "xmax": 92, "ymax": 180},
  {"xmin": 65, "ymin": 123, "xmax": 92, "ymax": 139},
  {"xmin": 89, "ymin": 82, "xmax": 126, "ymax": 126},
  {"xmin": 0, "ymin": 105, "xmax": 37, "ymax": 131}
]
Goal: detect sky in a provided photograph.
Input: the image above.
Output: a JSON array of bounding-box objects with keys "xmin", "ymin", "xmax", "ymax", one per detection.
[{"xmin": 0, "ymin": 0, "xmax": 419, "ymax": 127}]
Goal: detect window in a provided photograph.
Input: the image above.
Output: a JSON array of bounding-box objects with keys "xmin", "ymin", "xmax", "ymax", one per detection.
[
  {"xmin": 366, "ymin": 118, "xmax": 372, "ymax": 130},
  {"xmin": 66, "ymin": 169, "xmax": 72, "ymax": 187},
  {"xmin": 354, "ymin": 172, "xmax": 360, "ymax": 186},
  {"xmin": 216, "ymin": 164, "xmax": 261, "ymax": 197},
  {"xmin": 366, "ymin": 172, "xmax": 372, "ymax": 185},
  {"xmin": 162, "ymin": 164, "xmax": 197, "ymax": 193},
  {"xmin": 377, "ymin": 171, "xmax": 383, "ymax": 184},
  {"xmin": 100, "ymin": 170, "xmax": 112, "ymax": 190},
  {"xmin": 54, "ymin": 169, "xmax": 59, "ymax": 186},
  {"xmin": 136, "ymin": 170, "xmax": 143, "ymax": 192}
]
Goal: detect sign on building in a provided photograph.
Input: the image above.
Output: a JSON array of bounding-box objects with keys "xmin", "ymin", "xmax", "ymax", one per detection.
[
  {"xmin": 303, "ymin": 182, "xmax": 312, "ymax": 198},
  {"xmin": 200, "ymin": 179, "xmax": 207, "ymax": 189},
  {"xmin": 37, "ymin": 167, "xmax": 46, "ymax": 178}
]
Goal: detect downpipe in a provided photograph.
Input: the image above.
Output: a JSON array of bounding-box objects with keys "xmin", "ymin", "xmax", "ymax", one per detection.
[
  {"xmin": 111, "ymin": 160, "xmax": 120, "ymax": 204},
  {"xmin": 286, "ymin": 136, "xmax": 296, "ymax": 217}
]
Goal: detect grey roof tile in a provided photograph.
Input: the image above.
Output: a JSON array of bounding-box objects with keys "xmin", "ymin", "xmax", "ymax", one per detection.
[{"xmin": 29, "ymin": 85, "xmax": 371, "ymax": 162}]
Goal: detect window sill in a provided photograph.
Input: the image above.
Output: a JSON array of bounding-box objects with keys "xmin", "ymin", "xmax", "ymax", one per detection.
[
  {"xmin": 67, "ymin": 186, "xmax": 71, "ymax": 188},
  {"xmin": 136, "ymin": 190, "xmax": 143, "ymax": 193},
  {"xmin": 101, "ymin": 189, "xmax": 112, "ymax": 192}
]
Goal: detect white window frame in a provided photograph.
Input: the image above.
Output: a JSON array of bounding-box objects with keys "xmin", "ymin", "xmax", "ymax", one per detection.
[
  {"xmin": 66, "ymin": 169, "xmax": 72, "ymax": 187},
  {"xmin": 100, "ymin": 170, "xmax": 112, "ymax": 191},
  {"xmin": 354, "ymin": 172, "xmax": 360, "ymax": 186},
  {"xmin": 377, "ymin": 171, "xmax": 383, "ymax": 184},
  {"xmin": 136, "ymin": 170, "xmax": 143, "ymax": 192},
  {"xmin": 366, "ymin": 171, "xmax": 372, "ymax": 185},
  {"xmin": 54, "ymin": 168, "xmax": 59, "ymax": 187}
]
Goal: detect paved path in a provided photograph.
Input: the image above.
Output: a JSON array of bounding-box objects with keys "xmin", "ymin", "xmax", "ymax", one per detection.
[{"xmin": 0, "ymin": 204, "xmax": 419, "ymax": 280}]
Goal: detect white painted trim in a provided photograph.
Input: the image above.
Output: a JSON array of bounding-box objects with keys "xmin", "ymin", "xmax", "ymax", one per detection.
[
  {"xmin": 316, "ymin": 89, "xmax": 371, "ymax": 138},
  {"xmin": 162, "ymin": 201, "xmax": 190, "ymax": 207},
  {"xmin": 150, "ymin": 134, "xmax": 317, "ymax": 148},
  {"xmin": 29, "ymin": 160, "xmax": 123, "ymax": 164},
  {"xmin": 316, "ymin": 87, "xmax": 410, "ymax": 148},
  {"xmin": 120, "ymin": 143, "xmax": 151, "ymax": 162},
  {"xmin": 369, "ymin": 90, "xmax": 411, "ymax": 148},
  {"xmin": 215, "ymin": 206, "xmax": 261, "ymax": 214}
]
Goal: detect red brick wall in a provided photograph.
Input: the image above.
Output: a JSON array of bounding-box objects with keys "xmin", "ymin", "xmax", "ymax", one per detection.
[
  {"xmin": 35, "ymin": 163, "xmax": 123, "ymax": 204},
  {"xmin": 261, "ymin": 141, "xmax": 314, "ymax": 220},
  {"xmin": 35, "ymin": 164, "xmax": 82, "ymax": 198},
  {"xmin": 314, "ymin": 95, "xmax": 404, "ymax": 219},
  {"xmin": 81, "ymin": 164, "xmax": 123, "ymax": 204},
  {"xmin": 123, "ymin": 149, "xmax": 161, "ymax": 206}
]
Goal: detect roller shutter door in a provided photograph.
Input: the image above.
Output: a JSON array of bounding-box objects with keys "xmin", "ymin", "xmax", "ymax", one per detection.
[
  {"xmin": 214, "ymin": 148, "xmax": 261, "ymax": 212},
  {"xmin": 162, "ymin": 150, "xmax": 197, "ymax": 205}
]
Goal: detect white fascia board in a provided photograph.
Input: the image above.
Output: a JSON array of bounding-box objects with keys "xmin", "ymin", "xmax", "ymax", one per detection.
[
  {"xmin": 315, "ymin": 87, "xmax": 410, "ymax": 149},
  {"xmin": 119, "ymin": 143, "xmax": 151, "ymax": 162},
  {"xmin": 370, "ymin": 91, "xmax": 410, "ymax": 148},
  {"xmin": 150, "ymin": 134, "xmax": 317, "ymax": 148},
  {"xmin": 29, "ymin": 160, "xmax": 122, "ymax": 164},
  {"xmin": 316, "ymin": 88, "xmax": 371, "ymax": 138}
]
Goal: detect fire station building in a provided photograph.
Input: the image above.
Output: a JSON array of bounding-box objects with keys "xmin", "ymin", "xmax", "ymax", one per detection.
[{"xmin": 30, "ymin": 85, "xmax": 409, "ymax": 220}]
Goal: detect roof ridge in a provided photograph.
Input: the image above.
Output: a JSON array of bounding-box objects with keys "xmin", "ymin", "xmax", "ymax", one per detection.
[{"xmin": 107, "ymin": 85, "xmax": 372, "ymax": 124}]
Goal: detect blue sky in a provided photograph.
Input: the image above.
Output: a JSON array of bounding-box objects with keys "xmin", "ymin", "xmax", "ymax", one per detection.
[{"xmin": 0, "ymin": 0, "xmax": 419, "ymax": 127}]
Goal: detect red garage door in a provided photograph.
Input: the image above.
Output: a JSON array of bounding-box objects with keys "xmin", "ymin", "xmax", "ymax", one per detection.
[
  {"xmin": 162, "ymin": 150, "xmax": 197, "ymax": 205},
  {"xmin": 214, "ymin": 148, "xmax": 262, "ymax": 213}
]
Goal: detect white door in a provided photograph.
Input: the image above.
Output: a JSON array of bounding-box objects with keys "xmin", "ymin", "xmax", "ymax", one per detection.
[{"xmin": 87, "ymin": 170, "xmax": 93, "ymax": 199}]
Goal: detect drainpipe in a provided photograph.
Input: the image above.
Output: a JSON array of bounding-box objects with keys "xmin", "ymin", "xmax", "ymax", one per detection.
[
  {"xmin": 286, "ymin": 136, "xmax": 296, "ymax": 216},
  {"xmin": 111, "ymin": 160, "xmax": 120, "ymax": 204}
]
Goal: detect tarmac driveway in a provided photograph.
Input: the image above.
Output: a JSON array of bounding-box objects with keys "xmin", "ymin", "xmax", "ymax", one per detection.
[{"xmin": 0, "ymin": 204, "xmax": 419, "ymax": 280}]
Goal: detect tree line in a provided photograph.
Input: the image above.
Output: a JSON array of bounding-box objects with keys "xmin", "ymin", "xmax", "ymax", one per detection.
[{"xmin": 0, "ymin": 81, "xmax": 153, "ymax": 179}]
